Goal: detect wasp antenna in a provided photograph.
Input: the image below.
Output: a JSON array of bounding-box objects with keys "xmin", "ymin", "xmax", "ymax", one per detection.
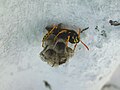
[{"xmin": 80, "ymin": 40, "xmax": 89, "ymax": 50}]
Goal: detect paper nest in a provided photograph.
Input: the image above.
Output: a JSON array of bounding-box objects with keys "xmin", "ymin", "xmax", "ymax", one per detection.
[{"xmin": 40, "ymin": 33, "xmax": 74, "ymax": 67}]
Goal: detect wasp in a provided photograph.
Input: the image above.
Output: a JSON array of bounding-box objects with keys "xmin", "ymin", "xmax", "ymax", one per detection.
[{"xmin": 42, "ymin": 23, "xmax": 89, "ymax": 51}]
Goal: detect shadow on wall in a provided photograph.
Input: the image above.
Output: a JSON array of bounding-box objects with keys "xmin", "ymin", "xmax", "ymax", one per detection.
[{"xmin": 101, "ymin": 65, "xmax": 120, "ymax": 90}]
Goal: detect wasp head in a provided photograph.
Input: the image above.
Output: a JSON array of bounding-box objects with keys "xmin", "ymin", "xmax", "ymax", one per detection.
[{"xmin": 69, "ymin": 31, "xmax": 80, "ymax": 43}]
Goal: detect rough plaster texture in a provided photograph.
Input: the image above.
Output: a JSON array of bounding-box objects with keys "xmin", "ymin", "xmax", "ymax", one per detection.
[{"xmin": 0, "ymin": 0, "xmax": 120, "ymax": 90}]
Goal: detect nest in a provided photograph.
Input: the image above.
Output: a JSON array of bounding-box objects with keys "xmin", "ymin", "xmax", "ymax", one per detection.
[{"xmin": 40, "ymin": 33, "xmax": 74, "ymax": 67}]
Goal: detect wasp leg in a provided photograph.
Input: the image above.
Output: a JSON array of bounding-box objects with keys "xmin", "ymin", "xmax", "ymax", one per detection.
[
  {"xmin": 46, "ymin": 24, "xmax": 57, "ymax": 38},
  {"xmin": 46, "ymin": 23, "xmax": 62, "ymax": 31},
  {"xmin": 66, "ymin": 36, "xmax": 70, "ymax": 47},
  {"xmin": 53, "ymin": 35, "xmax": 70, "ymax": 49},
  {"xmin": 73, "ymin": 43, "xmax": 77, "ymax": 51},
  {"xmin": 42, "ymin": 25, "xmax": 57, "ymax": 47},
  {"xmin": 54, "ymin": 30, "xmax": 67, "ymax": 41}
]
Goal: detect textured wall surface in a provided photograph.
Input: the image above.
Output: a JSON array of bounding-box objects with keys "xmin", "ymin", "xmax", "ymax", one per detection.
[
  {"xmin": 0, "ymin": 0, "xmax": 120, "ymax": 90},
  {"xmin": 101, "ymin": 65, "xmax": 120, "ymax": 90}
]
